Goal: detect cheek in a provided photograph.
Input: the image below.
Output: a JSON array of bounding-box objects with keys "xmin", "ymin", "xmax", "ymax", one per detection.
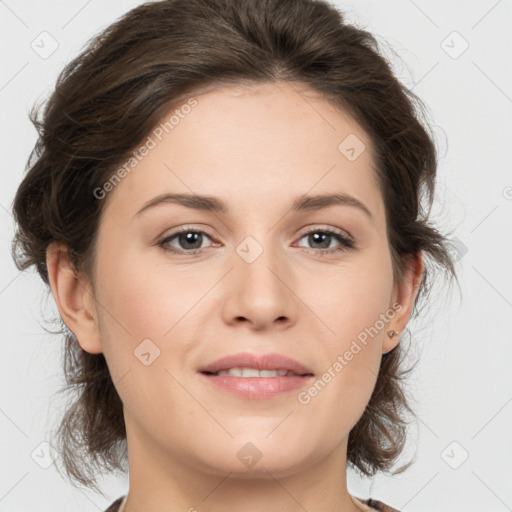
[
  {"xmin": 96, "ymin": 248, "xmax": 209, "ymax": 343},
  {"xmin": 94, "ymin": 254, "xmax": 203, "ymax": 426},
  {"xmin": 310, "ymin": 248, "xmax": 394, "ymax": 348},
  {"xmin": 303, "ymin": 247, "xmax": 394, "ymax": 413}
]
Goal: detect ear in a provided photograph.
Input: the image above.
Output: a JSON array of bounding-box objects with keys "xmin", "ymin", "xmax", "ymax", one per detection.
[
  {"xmin": 382, "ymin": 251, "xmax": 423, "ymax": 354},
  {"xmin": 46, "ymin": 242, "xmax": 103, "ymax": 354}
]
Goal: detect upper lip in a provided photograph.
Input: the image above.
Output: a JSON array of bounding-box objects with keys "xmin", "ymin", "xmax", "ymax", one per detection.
[{"xmin": 198, "ymin": 352, "xmax": 314, "ymax": 376}]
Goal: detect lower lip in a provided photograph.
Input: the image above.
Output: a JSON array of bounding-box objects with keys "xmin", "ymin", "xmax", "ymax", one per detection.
[{"xmin": 200, "ymin": 373, "xmax": 314, "ymax": 400}]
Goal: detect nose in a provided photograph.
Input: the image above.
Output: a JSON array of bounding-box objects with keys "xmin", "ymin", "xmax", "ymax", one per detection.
[{"xmin": 221, "ymin": 243, "xmax": 298, "ymax": 331}]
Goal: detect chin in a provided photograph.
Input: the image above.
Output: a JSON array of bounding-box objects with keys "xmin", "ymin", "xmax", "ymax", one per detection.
[
  {"xmin": 188, "ymin": 435, "xmax": 321, "ymax": 479},
  {"xmin": 197, "ymin": 453, "xmax": 312, "ymax": 480}
]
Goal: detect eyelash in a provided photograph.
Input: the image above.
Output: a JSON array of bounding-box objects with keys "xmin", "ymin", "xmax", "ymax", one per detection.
[{"xmin": 158, "ymin": 225, "xmax": 355, "ymax": 257}]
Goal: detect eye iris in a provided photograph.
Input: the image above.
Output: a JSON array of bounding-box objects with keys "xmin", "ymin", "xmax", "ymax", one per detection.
[
  {"xmin": 168, "ymin": 230, "xmax": 344, "ymax": 253},
  {"xmin": 309, "ymin": 232, "xmax": 331, "ymax": 249},
  {"xmin": 179, "ymin": 232, "xmax": 203, "ymax": 250}
]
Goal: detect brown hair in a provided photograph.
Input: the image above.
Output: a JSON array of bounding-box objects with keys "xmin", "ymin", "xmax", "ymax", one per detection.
[{"xmin": 12, "ymin": 0, "xmax": 456, "ymax": 494}]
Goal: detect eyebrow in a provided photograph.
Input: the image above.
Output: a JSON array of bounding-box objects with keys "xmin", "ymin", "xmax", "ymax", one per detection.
[{"xmin": 135, "ymin": 192, "xmax": 372, "ymax": 219}]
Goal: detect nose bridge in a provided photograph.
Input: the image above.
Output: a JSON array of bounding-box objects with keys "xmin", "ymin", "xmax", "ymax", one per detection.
[
  {"xmin": 236, "ymin": 232, "xmax": 288, "ymax": 299},
  {"xmin": 222, "ymin": 231, "xmax": 297, "ymax": 328}
]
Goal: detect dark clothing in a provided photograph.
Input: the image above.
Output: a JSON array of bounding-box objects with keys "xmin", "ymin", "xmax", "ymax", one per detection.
[{"xmin": 104, "ymin": 496, "xmax": 401, "ymax": 511}]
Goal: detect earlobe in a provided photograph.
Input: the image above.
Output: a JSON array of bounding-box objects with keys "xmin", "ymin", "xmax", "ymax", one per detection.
[
  {"xmin": 46, "ymin": 242, "xmax": 103, "ymax": 354},
  {"xmin": 383, "ymin": 251, "xmax": 423, "ymax": 354}
]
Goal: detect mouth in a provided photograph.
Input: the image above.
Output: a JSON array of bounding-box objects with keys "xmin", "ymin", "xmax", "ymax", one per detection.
[
  {"xmin": 197, "ymin": 352, "xmax": 314, "ymax": 399},
  {"xmin": 198, "ymin": 351, "xmax": 314, "ymax": 377},
  {"xmin": 201, "ymin": 368, "xmax": 311, "ymax": 377}
]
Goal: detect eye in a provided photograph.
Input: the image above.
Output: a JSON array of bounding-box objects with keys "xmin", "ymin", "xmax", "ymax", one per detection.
[
  {"xmin": 159, "ymin": 227, "xmax": 215, "ymax": 254},
  {"xmin": 295, "ymin": 227, "xmax": 354, "ymax": 255},
  {"xmin": 158, "ymin": 226, "xmax": 355, "ymax": 256}
]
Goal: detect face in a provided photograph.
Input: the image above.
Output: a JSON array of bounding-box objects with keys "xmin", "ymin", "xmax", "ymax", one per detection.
[{"xmin": 71, "ymin": 81, "xmax": 413, "ymax": 479}]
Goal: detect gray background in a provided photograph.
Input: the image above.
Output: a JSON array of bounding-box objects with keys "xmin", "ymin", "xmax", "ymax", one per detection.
[{"xmin": 1, "ymin": 1, "xmax": 511, "ymax": 511}]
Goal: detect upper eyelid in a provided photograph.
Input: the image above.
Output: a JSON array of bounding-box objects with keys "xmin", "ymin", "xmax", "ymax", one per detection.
[
  {"xmin": 159, "ymin": 225, "xmax": 354, "ymax": 247},
  {"xmin": 160, "ymin": 224, "xmax": 353, "ymax": 238}
]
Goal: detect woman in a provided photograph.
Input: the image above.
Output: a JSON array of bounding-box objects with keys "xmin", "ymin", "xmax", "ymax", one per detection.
[{"xmin": 12, "ymin": 0, "xmax": 455, "ymax": 510}]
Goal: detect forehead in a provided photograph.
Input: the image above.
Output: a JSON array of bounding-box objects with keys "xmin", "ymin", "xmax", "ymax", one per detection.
[{"xmin": 101, "ymin": 81, "xmax": 384, "ymax": 223}]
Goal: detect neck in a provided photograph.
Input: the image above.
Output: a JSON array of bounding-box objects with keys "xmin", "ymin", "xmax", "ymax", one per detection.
[{"xmin": 119, "ymin": 421, "xmax": 365, "ymax": 512}]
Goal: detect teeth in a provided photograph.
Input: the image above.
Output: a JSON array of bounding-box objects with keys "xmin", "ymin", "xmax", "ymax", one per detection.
[
  {"xmin": 214, "ymin": 367, "xmax": 298, "ymax": 377},
  {"xmin": 260, "ymin": 370, "xmax": 279, "ymax": 377}
]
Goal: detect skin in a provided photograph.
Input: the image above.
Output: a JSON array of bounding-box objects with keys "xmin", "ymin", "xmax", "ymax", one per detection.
[{"xmin": 46, "ymin": 81, "xmax": 422, "ymax": 512}]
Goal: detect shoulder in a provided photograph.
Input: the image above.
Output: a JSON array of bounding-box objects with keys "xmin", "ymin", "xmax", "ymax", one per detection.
[
  {"xmin": 102, "ymin": 495, "xmax": 400, "ymax": 512},
  {"xmin": 354, "ymin": 496, "xmax": 401, "ymax": 512},
  {"xmin": 104, "ymin": 496, "xmax": 125, "ymax": 512},
  {"xmin": 364, "ymin": 498, "xmax": 402, "ymax": 512}
]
